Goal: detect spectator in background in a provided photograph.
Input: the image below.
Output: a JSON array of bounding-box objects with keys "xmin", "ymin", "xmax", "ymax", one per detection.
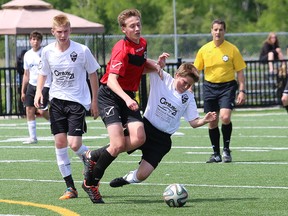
[
  {"xmin": 16, "ymin": 49, "xmax": 27, "ymax": 116},
  {"xmin": 259, "ymin": 32, "xmax": 285, "ymax": 77},
  {"xmin": 282, "ymin": 79, "xmax": 288, "ymax": 112},
  {"xmin": 16, "ymin": 50, "xmax": 26, "ymax": 76},
  {"xmin": 193, "ymin": 19, "xmax": 246, "ymax": 163},
  {"xmin": 21, "ymin": 31, "xmax": 50, "ymax": 144}
]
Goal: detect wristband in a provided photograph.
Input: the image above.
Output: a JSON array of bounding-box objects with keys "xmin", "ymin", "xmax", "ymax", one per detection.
[{"xmin": 239, "ymin": 90, "xmax": 246, "ymax": 94}]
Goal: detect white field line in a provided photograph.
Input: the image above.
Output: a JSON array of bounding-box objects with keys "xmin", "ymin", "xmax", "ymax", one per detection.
[
  {"xmin": 0, "ymin": 118, "xmax": 287, "ymax": 130},
  {"xmin": 0, "ymin": 135, "xmax": 108, "ymax": 143},
  {"xmin": 0, "ymin": 178, "xmax": 287, "ymax": 190},
  {"xmin": 0, "ymin": 126, "xmax": 287, "ymax": 130},
  {"xmin": 0, "ymin": 215, "xmax": 35, "ymax": 216},
  {"xmin": 178, "ymin": 126, "xmax": 288, "ymax": 129},
  {"xmin": 0, "ymin": 119, "xmax": 103, "ymax": 126},
  {"xmin": 0, "ymin": 132, "xmax": 287, "ymax": 143},
  {"xmin": 0, "ymin": 126, "xmax": 105, "ymax": 130},
  {"xmin": 1, "ymin": 159, "xmax": 288, "ymax": 165},
  {"xmin": 0, "ymin": 146, "xmax": 288, "ymax": 150}
]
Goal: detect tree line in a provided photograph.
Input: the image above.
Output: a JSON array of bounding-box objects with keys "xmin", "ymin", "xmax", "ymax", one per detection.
[
  {"xmin": 42, "ymin": 0, "xmax": 288, "ymax": 34},
  {"xmin": 1, "ymin": 0, "xmax": 287, "ymax": 62},
  {"xmin": 1, "ymin": 0, "xmax": 286, "ymax": 34}
]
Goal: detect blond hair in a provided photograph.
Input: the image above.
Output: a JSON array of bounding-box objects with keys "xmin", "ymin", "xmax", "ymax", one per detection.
[
  {"xmin": 264, "ymin": 32, "xmax": 279, "ymax": 46},
  {"xmin": 52, "ymin": 14, "xmax": 71, "ymax": 29}
]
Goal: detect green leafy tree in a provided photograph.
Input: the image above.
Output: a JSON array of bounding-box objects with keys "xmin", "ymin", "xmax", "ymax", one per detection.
[
  {"xmin": 252, "ymin": 0, "xmax": 288, "ymax": 31},
  {"xmin": 2, "ymin": 0, "xmax": 288, "ymax": 34},
  {"xmin": 46, "ymin": 0, "xmax": 72, "ymax": 11},
  {"xmin": 62, "ymin": 0, "xmax": 163, "ymax": 34},
  {"xmin": 1, "ymin": 0, "xmax": 288, "ymax": 61}
]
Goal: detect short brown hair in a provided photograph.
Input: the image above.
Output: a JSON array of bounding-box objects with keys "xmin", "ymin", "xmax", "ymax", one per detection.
[
  {"xmin": 211, "ymin": 19, "xmax": 226, "ymax": 31},
  {"xmin": 30, "ymin": 30, "xmax": 43, "ymax": 41},
  {"xmin": 177, "ymin": 63, "xmax": 199, "ymax": 82},
  {"xmin": 117, "ymin": 9, "xmax": 141, "ymax": 27},
  {"xmin": 52, "ymin": 14, "xmax": 70, "ymax": 29}
]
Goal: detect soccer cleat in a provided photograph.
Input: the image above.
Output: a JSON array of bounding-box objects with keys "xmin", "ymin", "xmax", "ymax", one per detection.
[
  {"xmin": 206, "ymin": 153, "xmax": 222, "ymax": 163},
  {"xmin": 59, "ymin": 187, "xmax": 78, "ymax": 200},
  {"xmin": 223, "ymin": 148, "xmax": 232, "ymax": 163},
  {"xmin": 109, "ymin": 177, "xmax": 130, "ymax": 188},
  {"xmin": 82, "ymin": 181, "xmax": 104, "ymax": 204},
  {"xmin": 22, "ymin": 138, "xmax": 38, "ymax": 144},
  {"xmin": 82, "ymin": 150, "xmax": 96, "ymax": 186}
]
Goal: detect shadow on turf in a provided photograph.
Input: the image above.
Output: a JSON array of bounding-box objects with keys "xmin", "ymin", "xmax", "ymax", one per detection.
[
  {"xmin": 80, "ymin": 194, "xmax": 176, "ymax": 205},
  {"xmin": 192, "ymin": 197, "xmax": 258, "ymax": 203},
  {"xmin": 79, "ymin": 194, "xmax": 257, "ymax": 205},
  {"xmin": 104, "ymin": 194, "xmax": 164, "ymax": 204},
  {"xmin": 233, "ymin": 160, "xmax": 286, "ymax": 163},
  {"xmin": 105, "ymin": 195, "xmax": 258, "ymax": 205}
]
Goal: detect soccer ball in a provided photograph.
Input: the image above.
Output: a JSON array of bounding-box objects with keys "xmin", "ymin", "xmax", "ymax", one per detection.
[{"xmin": 163, "ymin": 183, "xmax": 188, "ymax": 207}]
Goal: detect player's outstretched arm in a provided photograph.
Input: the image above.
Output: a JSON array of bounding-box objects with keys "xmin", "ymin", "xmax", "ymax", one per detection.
[{"xmin": 189, "ymin": 112, "xmax": 217, "ymax": 128}]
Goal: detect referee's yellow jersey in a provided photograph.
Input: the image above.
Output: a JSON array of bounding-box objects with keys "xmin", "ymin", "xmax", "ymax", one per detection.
[{"xmin": 194, "ymin": 40, "xmax": 246, "ymax": 83}]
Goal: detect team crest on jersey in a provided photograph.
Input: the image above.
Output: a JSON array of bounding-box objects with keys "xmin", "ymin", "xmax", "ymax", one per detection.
[
  {"xmin": 182, "ymin": 94, "xmax": 188, "ymax": 104},
  {"xmin": 70, "ymin": 51, "xmax": 77, "ymax": 62},
  {"xmin": 222, "ymin": 55, "xmax": 229, "ymax": 62},
  {"xmin": 38, "ymin": 60, "xmax": 43, "ymax": 70}
]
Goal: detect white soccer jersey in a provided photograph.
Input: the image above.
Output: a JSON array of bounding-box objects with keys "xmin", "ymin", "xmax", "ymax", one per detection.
[
  {"xmin": 23, "ymin": 47, "xmax": 50, "ymax": 87},
  {"xmin": 39, "ymin": 40, "xmax": 100, "ymax": 110},
  {"xmin": 144, "ymin": 71, "xmax": 199, "ymax": 134}
]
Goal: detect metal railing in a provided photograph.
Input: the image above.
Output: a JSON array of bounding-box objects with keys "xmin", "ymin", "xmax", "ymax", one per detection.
[{"xmin": 1, "ymin": 59, "xmax": 287, "ymax": 117}]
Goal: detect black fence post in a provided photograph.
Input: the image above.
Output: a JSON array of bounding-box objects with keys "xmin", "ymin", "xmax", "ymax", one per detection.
[{"xmin": 177, "ymin": 57, "xmax": 182, "ymax": 68}]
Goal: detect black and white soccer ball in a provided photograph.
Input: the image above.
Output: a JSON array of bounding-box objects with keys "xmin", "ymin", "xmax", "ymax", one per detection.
[{"xmin": 163, "ymin": 183, "xmax": 188, "ymax": 207}]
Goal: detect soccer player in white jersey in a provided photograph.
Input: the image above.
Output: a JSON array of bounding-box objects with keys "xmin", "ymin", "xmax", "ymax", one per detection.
[
  {"xmin": 109, "ymin": 63, "xmax": 217, "ymax": 187},
  {"xmin": 34, "ymin": 14, "xmax": 100, "ymax": 200},
  {"xmin": 21, "ymin": 31, "xmax": 50, "ymax": 144}
]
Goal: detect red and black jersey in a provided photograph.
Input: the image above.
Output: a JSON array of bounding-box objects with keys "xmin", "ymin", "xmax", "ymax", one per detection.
[{"xmin": 100, "ymin": 36, "xmax": 147, "ymax": 91}]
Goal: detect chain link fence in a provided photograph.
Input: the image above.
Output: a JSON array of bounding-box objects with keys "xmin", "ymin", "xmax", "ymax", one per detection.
[
  {"xmin": 6, "ymin": 32, "xmax": 288, "ymax": 67},
  {"xmin": 1, "ymin": 32, "xmax": 288, "ymax": 116}
]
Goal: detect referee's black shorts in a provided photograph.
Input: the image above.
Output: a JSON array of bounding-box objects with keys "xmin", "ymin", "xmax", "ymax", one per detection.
[
  {"xmin": 203, "ymin": 80, "xmax": 238, "ymax": 113},
  {"xmin": 139, "ymin": 117, "xmax": 172, "ymax": 169}
]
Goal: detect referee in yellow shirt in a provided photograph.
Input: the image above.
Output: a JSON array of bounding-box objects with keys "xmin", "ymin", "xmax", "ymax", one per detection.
[{"xmin": 194, "ymin": 19, "xmax": 246, "ymax": 163}]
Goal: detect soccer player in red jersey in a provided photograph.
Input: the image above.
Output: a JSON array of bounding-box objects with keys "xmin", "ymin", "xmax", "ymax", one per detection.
[{"xmin": 81, "ymin": 8, "xmax": 168, "ymax": 203}]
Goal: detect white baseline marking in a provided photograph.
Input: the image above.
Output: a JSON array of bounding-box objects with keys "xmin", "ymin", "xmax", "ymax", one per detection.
[
  {"xmin": 0, "ymin": 145, "xmax": 287, "ymax": 150},
  {"xmin": 0, "ymin": 135, "xmax": 108, "ymax": 143},
  {"xmin": 0, "ymin": 125, "xmax": 287, "ymax": 130},
  {"xmin": 0, "ymin": 159, "xmax": 288, "ymax": 165},
  {"xmin": 178, "ymin": 126, "xmax": 288, "ymax": 129},
  {"xmin": 0, "ymin": 178, "xmax": 287, "ymax": 190},
  {"xmin": 0, "ymin": 215, "xmax": 35, "ymax": 216}
]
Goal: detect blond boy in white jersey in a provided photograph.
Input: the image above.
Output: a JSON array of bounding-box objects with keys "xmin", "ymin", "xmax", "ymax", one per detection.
[{"xmin": 34, "ymin": 14, "xmax": 100, "ymax": 200}]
